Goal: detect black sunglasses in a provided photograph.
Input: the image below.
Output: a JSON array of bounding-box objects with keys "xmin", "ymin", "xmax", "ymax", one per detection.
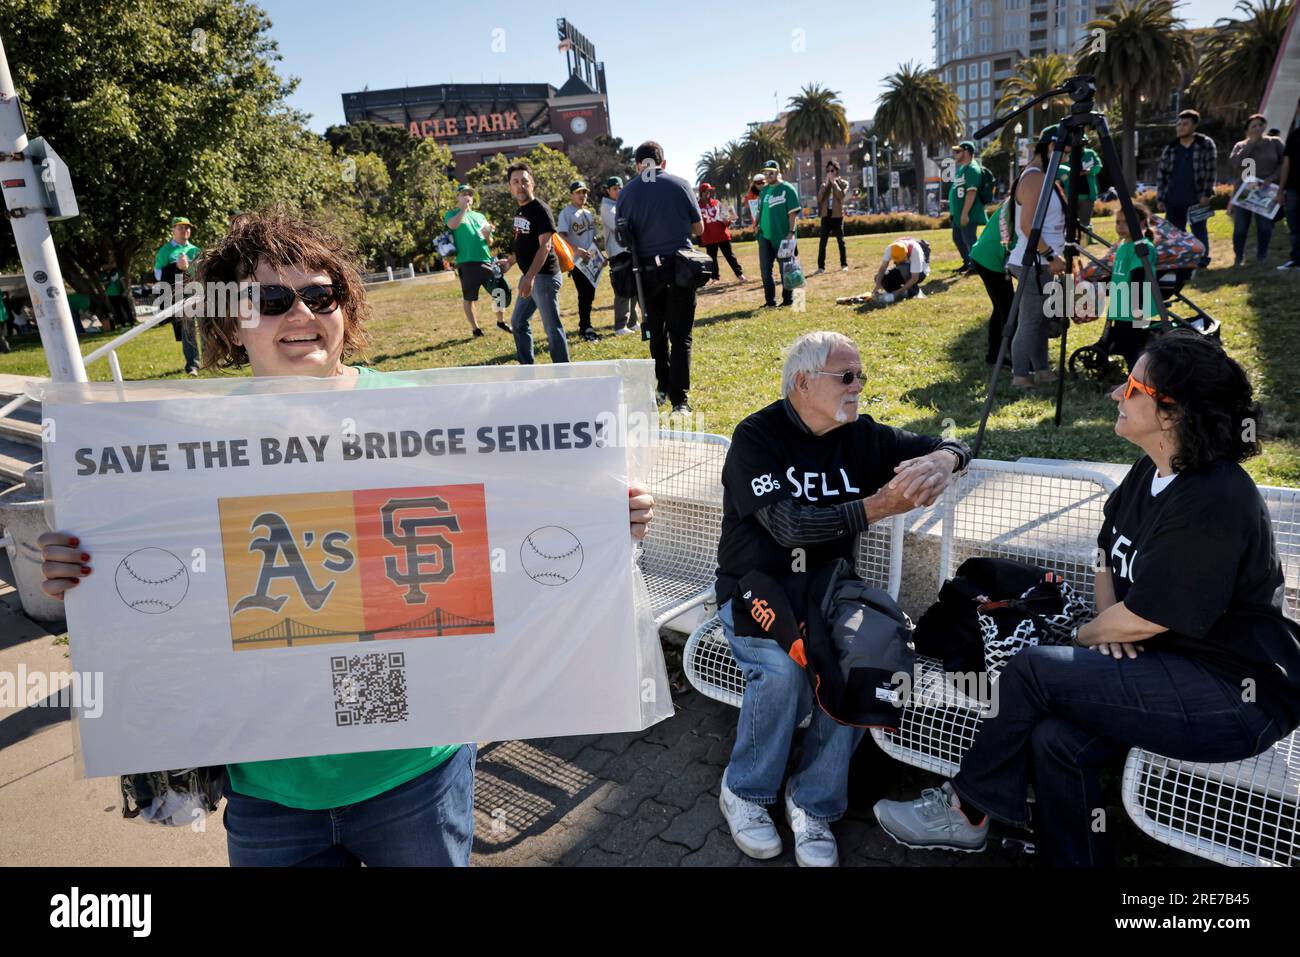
[
  {"xmin": 813, "ymin": 370, "xmax": 867, "ymax": 385},
  {"xmin": 246, "ymin": 283, "xmax": 340, "ymax": 316}
]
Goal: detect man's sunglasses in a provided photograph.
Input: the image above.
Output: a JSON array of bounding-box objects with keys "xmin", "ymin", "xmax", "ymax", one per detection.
[
  {"xmin": 244, "ymin": 283, "xmax": 340, "ymax": 316},
  {"xmin": 813, "ymin": 370, "xmax": 867, "ymax": 385},
  {"xmin": 1122, "ymin": 373, "xmax": 1175, "ymax": 404}
]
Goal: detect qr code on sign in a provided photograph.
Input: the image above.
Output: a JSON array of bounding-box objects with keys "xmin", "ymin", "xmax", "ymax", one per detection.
[{"xmin": 331, "ymin": 653, "xmax": 409, "ymax": 726}]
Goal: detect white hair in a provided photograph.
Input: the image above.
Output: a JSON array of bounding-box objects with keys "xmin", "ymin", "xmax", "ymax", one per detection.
[{"xmin": 781, "ymin": 331, "xmax": 857, "ymax": 398}]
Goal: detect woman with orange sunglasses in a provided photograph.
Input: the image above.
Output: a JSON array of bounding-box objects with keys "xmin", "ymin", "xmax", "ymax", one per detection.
[{"xmin": 875, "ymin": 330, "xmax": 1300, "ymax": 865}]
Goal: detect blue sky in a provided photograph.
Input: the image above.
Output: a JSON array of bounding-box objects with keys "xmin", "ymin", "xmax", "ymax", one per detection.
[{"xmin": 265, "ymin": 0, "xmax": 1243, "ymax": 176}]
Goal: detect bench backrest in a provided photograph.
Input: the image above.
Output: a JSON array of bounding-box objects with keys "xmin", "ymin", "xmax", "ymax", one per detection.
[
  {"xmin": 1261, "ymin": 486, "xmax": 1300, "ymax": 621},
  {"xmin": 640, "ymin": 431, "xmax": 729, "ymax": 598}
]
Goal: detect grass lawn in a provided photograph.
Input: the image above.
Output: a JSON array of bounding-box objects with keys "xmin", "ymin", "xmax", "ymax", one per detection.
[{"xmin": 4, "ymin": 214, "xmax": 1298, "ymax": 485}]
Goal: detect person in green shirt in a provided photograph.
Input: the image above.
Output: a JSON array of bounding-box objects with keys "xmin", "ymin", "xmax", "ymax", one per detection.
[
  {"xmin": 99, "ymin": 264, "xmax": 135, "ymax": 330},
  {"xmin": 153, "ymin": 215, "xmax": 203, "ymax": 375},
  {"xmin": 0, "ymin": 289, "xmax": 12, "ymax": 352},
  {"xmin": 445, "ymin": 184, "xmax": 509, "ymax": 338},
  {"xmin": 756, "ymin": 160, "xmax": 801, "ymax": 307},
  {"xmin": 1104, "ymin": 202, "xmax": 1158, "ymax": 371},
  {"xmin": 1056, "ymin": 140, "xmax": 1103, "ymax": 239},
  {"xmin": 949, "ymin": 140, "xmax": 988, "ymax": 272},
  {"xmin": 968, "ymin": 201, "xmax": 1015, "ymax": 364},
  {"xmin": 39, "ymin": 208, "xmax": 658, "ymax": 866}
]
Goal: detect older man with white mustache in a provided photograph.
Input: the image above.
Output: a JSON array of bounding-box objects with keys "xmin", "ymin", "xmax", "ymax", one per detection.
[{"xmin": 713, "ymin": 330, "xmax": 970, "ymax": 866}]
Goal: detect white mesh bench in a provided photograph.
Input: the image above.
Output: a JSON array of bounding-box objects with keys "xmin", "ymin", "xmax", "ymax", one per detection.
[
  {"xmin": 682, "ymin": 515, "xmax": 905, "ymax": 709},
  {"xmin": 638, "ymin": 431, "xmax": 730, "ymax": 627},
  {"xmin": 1121, "ymin": 485, "xmax": 1300, "ymax": 867},
  {"xmin": 868, "ymin": 459, "xmax": 1118, "ymax": 777}
]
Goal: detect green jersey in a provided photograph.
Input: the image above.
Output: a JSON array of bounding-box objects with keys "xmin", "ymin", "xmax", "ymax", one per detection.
[
  {"xmin": 758, "ymin": 181, "xmax": 800, "ymax": 247},
  {"xmin": 948, "ymin": 162, "xmax": 988, "ymax": 226},
  {"xmin": 153, "ymin": 240, "xmax": 201, "ymax": 278},
  {"xmin": 968, "ymin": 202, "xmax": 1009, "ymax": 272},
  {"xmin": 1057, "ymin": 148, "xmax": 1101, "ymax": 200},
  {"xmin": 1107, "ymin": 238, "xmax": 1156, "ymax": 324},
  {"xmin": 224, "ymin": 365, "xmax": 462, "ymax": 810},
  {"xmin": 444, "ymin": 208, "xmax": 493, "ymax": 264}
]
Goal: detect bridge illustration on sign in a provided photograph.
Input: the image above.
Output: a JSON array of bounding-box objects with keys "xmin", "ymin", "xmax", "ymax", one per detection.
[{"xmin": 232, "ymin": 606, "xmax": 495, "ymax": 648}]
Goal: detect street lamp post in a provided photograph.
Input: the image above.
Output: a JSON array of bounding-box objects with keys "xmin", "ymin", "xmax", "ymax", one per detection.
[{"xmin": 1013, "ymin": 121, "xmax": 1023, "ymax": 189}]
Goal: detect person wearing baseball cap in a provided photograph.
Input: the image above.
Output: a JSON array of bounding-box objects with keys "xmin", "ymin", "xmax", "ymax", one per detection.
[
  {"xmin": 153, "ymin": 215, "xmax": 203, "ymax": 374},
  {"xmin": 744, "ymin": 174, "xmax": 766, "ymax": 228},
  {"xmin": 949, "ymin": 140, "xmax": 987, "ymax": 274},
  {"xmin": 698, "ymin": 182, "xmax": 746, "ymax": 283},
  {"xmin": 445, "ymin": 182, "xmax": 509, "ymax": 337},
  {"xmin": 599, "ymin": 176, "xmax": 639, "ymax": 335},
  {"xmin": 558, "ymin": 179, "xmax": 600, "ymax": 341},
  {"xmin": 756, "ymin": 160, "xmax": 800, "ymax": 307}
]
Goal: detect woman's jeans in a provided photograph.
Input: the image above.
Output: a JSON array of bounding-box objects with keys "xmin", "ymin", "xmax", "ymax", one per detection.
[
  {"xmin": 951, "ymin": 646, "xmax": 1283, "ymax": 867},
  {"xmin": 1007, "ymin": 262, "xmax": 1053, "ymax": 378},
  {"xmin": 720, "ymin": 601, "xmax": 864, "ymax": 822},
  {"xmin": 1232, "ymin": 205, "xmax": 1276, "ymax": 264},
  {"xmin": 511, "ymin": 271, "xmax": 569, "ymax": 364},
  {"xmin": 223, "ymin": 743, "xmax": 476, "ymax": 867}
]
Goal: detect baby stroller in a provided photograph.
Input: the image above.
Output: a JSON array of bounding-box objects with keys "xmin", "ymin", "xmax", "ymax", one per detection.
[{"xmin": 1067, "ymin": 216, "xmax": 1220, "ymax": 384}]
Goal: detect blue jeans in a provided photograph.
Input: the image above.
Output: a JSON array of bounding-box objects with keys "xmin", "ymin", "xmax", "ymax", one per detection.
[
  {"xmin": 178, "ymin": 317, "xmax": 199, "ymax": 372},
  {"xmin": 952, "ymin": 218, "xmax": 979, "ymax": 267},
  {"xmin": 720, "ymin": 600, "xmax": 864, "ymax": 822},
  {"xmin": 951, "ymin": 646, "xmax": 1283, "ymax": 867},
  {"xmin": 1232, "ymin": 204, "xmax": 1276, "ymax": 264},
  {"xmin": 757, "ymin": 236, "xmax": 793, "ymax": 306},
  {"xmin": 1162, "ymin": 201, "xmax": 1211, "ymax": 267},
  {"xmin": 511, "ymin": 271, "xmax": 568, "ymax": 364},
  {"xmin": 222, "ymin": 743, "xmax": 476, "ymax": 866},
  {"xmin": 1284, "ymin": 187, "xmax": 1300, "ymax": 263}
]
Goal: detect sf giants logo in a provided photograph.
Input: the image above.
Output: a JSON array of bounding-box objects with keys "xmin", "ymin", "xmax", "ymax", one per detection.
[
  {"xmin": 382, "ymin": 496, "xmax": 462, "ymax": 604},
  {"xmin": 750, "ymin": 598, "xmax": 776, "ymax": 632},
  {"xmin": 232, "ymin": 511, "xmax": 355, "ymax": 615}
]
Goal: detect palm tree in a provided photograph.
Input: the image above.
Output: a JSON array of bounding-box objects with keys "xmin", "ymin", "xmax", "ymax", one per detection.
[
  {"xmin": 784, "ymin": 83, "xmax": 851, "ymax": 195},
  {"xmin": 992, "ymin": 54, "xmax": 1074, "ymax": 151},
  {"xmin": 873, "ymin": 62, "xmax": 962, "ymax": 212},
  {"xmin": 738, "ymin": 124, "xmax": 792, "ymax": 182},
  {"xmin": 718, "ymin": 140, "xmax": 746, "ymax": 211},
  {"xmin": 695, "ymin": 147, "xmax": 727, "ymax": 187},
  {"xmin": 1076, "ymin": 0, "xmax": 1196, "ymax": 189},
  {"xmin": 1190, "ymin": 0, "xmax": 1294, "ymax": 125}
]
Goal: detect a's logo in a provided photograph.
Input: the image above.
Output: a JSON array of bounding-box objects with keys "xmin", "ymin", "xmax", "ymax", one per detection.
[
  {"xmin": 750, "ymin": 473, "xmax": 781, "ymax": 496},
  {"xmin": 381, "ymin": 496, "xmax": 461, "ymax": 604},
  {"xmin": 232, "ymin": 512, "xmax": 346, "ymax": 615},
  {"xmin": 750, "ymin": 598, "xmax": 776, "ymax": 632}
]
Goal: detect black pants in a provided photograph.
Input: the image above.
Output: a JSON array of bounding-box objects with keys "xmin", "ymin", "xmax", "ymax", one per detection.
[
  {"xmin": 818, "ymin": 217, "xmax": 846, "ymax": 269},
  {"xmin": 108, "ymin": 295, "xmax": 135, "ymax": 328},
  {"xmin": 705, "ymin": 241, "xmax": 743, "ymax": 279},
  {"xmin": 571, "ymin": 269, "xmax": 596, "ymax": 331},
  {"xmin": 641, "ymin": 259, "xmax": 697, "ymax": 405},
  {"xmin": 974, "ymin": 262, "xmax": 1015, "ymax": 363},
  {"xmin": 1107, "ymin": 320, "xmax": 1151, "ymax": 372}
]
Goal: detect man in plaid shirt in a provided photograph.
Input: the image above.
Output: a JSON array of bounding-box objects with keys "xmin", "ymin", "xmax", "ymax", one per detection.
[{"xmin": 1157, "ymin": 109, "xmax": 1217, "ymax": 267}]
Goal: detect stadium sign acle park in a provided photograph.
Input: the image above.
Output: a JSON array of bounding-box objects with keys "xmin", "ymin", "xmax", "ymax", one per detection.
[{"xmin": 408, "ymin": 111, "xmax": 523, "ymax": 140}]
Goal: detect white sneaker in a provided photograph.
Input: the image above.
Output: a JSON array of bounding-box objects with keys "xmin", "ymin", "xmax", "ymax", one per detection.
[
  {"xmin": 719, "ymin": 775, "xmax": 782, "ymax": 859},
  {"xmin": 614, "ymin": 327, "xmax": 635, "ymax": 336},
  {"xmin": 841, "ymin": 266, "xmax": 850, "ymax": 272},
  {"xmin": 784, "ymin": 790, "xmax": 838, "ymax": 867},
  {"xmin": 1279, "ymin": 261, "xmax": 1298, "ymax": 270}
]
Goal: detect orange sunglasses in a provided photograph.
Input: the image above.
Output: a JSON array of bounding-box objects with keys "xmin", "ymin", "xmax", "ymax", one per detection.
[{"xmin": 1122, "ymin": 373, "xmax": 1175, "ymax": 404}]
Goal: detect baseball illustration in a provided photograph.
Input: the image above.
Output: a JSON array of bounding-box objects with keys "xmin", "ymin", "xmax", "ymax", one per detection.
[
  {"xmin": 115, "ymin": 548, "xmax": 190, "ymax": 614},
  {"xmin": 520, "ymin": 526, "xmax": 584, "ymax": 586}
]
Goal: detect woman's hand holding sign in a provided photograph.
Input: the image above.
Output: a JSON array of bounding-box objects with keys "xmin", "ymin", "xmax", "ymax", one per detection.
[{"xmin": 37, "ymin": 531, "xmax": 88, "ymax": 599}]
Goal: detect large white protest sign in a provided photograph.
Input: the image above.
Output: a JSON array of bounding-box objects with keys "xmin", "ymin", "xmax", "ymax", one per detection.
[{"xmin": 41, "ymin": 361, "xmax": 671, "ymax": 777}]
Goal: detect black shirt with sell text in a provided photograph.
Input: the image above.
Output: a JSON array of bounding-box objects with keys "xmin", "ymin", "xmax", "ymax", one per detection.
[{"xmin": 512, "ymin": 199, "xmax": 559, "ymax": 275}]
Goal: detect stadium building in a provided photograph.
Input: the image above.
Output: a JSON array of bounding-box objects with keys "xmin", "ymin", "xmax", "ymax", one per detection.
[{"xmin": 341, "ymin": 19, "xmax": 611, "ymax": 178}]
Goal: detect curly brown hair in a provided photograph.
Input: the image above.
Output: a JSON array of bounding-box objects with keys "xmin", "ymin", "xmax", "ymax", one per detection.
[{"xmin": 195, "ymin": 206, "xmax": 371, "ymax": 372}]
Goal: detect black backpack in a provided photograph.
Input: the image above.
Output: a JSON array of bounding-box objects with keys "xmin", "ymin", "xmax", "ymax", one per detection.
[
  {"xmin": 978, "ymin": 165, "xmax": 996, "ymax": 205},
  {"xmin": 912, "ymin": 557, "xmax": 1089, "ymax": 678}
]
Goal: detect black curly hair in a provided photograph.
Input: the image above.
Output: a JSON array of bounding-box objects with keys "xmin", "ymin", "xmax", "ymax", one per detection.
[{"xmin": 1140, "ymin": 329, "xmax": 1261, "ymax": 472}]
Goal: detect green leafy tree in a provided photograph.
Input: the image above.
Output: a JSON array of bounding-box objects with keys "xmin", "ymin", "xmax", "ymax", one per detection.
[
  {"xmin": 463, "ymin": 145, "xmax": 581, "ymax": 252},
  {"xmin": 1, "ymin": 0, "xmax": 344, "ymax": 305},
  {"xmin": 784, "ymin": 83, "xmax": 850, "ymax": 195},
  {"xmin": 391, "ymin": 138, "xmax": 458, "ymax": 259},
  {"xmin": 567, "ymin": 134, "xmax": 636, "ymax": 189},
  {"xmin": 737, "ymin": 125, "xmax": 792, "ymax": 184},
  {"xmin": 323, "ymin": 120, "xmax": 419, "ymax": 176},
  {"xmin": 992, "ymin": 54, "xmax": 1074, "ymax": 150},
  {"xmin": 1076, "ymin": 0, "xmax": 1195, "ymax": 189},
  {"xmin": 874, "ymin": 63, "xmax": 962, "ymax": 212},
  {"xmin": 1189, "ymin": 0, "xmax": 1294, "ymax": 126}
]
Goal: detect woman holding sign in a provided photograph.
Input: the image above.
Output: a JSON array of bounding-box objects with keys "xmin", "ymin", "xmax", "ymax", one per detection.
[{"xmin": 39, "ymin": 208, "xmax": 656, "ymax": 867}]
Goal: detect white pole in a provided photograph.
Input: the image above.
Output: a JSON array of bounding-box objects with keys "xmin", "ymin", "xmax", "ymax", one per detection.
[
  {"xmin": 0, "ymin": 31, "xmax": 87, "ymax": 383},
  {"xmin": 386, "ymin": 265, "xmax": 394, "ymax": 282}
]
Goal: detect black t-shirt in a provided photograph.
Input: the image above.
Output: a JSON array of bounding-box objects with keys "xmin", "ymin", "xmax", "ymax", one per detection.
[
  {"xmin": 1098, "ymin": 455, "xmax": 1300, "ymax": 728},
  {"xmin": 512, "ymin": 199, "xmax": 559, "ymax": 275},
  {"xmin": 715, "ymin": 399, "xmax": 942, "ymax": 602},
  {"xmin": 1285, "ymin": 128, "xmax": 1300, "ymax": 192}
]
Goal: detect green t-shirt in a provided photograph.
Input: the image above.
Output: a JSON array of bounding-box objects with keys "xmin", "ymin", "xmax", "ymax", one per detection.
[
  {"xmin": 948, "ymin": 162, "xmax": 988, "ymax": 226},
  {"xmin": 1107, "ymin": 238, "xmax": 1156, "ymax": 324},
  {"xmin": 225, "ymin": 365, "xmax": 462, "ymax": 810},
  {"xmin": 968, "ymin": 202, "xmax": 1009, "ymax": 272},
  {"xmin": 1056, "ymin": 148, "xmax": 1101, "ymax": 200},
  {"xmin": 444, "ymin": 208, "xmax": 493, "ymax": 264},
  {"xmin": 758, "ymin": 181, "xmax": 800, "ymax": 246},
  {"xmin": 153, "ymin": 240, "xmax": 201, "ymax": 276}
]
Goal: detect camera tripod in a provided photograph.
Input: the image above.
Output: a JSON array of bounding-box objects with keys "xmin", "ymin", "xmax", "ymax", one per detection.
[{"xmin": 971, "ymin": 75, "xmax": 1174, "ymax": 457}]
